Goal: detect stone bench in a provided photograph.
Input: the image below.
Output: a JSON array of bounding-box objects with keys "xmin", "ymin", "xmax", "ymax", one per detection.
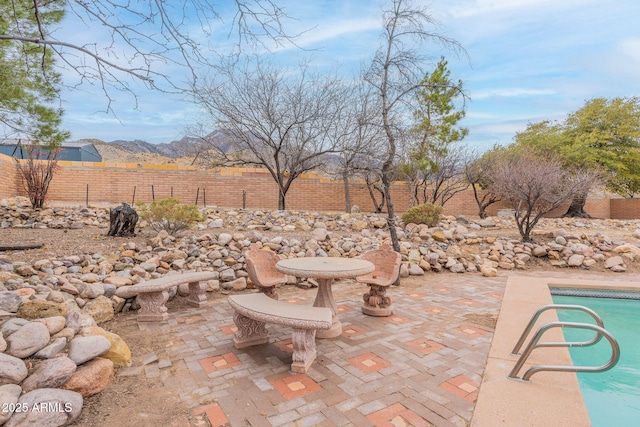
[
  {"xmin": 115, "ymin": 271, "xmax": 217, "ymax": 321},
  {"xmin": 228, "ymin": 293, "xmax": 332, "ymax": 373}
]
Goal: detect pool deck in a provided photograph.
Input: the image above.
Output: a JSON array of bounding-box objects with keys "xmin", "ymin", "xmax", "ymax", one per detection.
[{"xmin": 116, "ymin": 271, "xmax": 640, "ymax": 426}]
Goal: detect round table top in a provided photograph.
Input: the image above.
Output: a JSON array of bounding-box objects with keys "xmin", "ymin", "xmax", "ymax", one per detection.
[{"xmin": 276, "ymin": 257, "xmax": 374, "ymax": 279}]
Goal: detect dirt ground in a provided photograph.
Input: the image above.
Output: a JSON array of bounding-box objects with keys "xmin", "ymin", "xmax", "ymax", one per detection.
[{"xmin": 0, "ymin": 220, "xmax": 638, "ymax": 426}]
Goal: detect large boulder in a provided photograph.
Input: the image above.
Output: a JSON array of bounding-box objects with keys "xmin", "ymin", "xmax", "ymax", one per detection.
[
  {"xmin": 0, "ymin": 353, "xmax": 28, "ymax": 385},
  {"xmin": 5, "ymin": 322, "xmax": 50, "ymax": 358},
  {"xmin": 68, "ymin": 335, "xmax": 112, "ymax": 365},
  {"xmin": 21, "ymin": 357, "xmax": 77, "ymax": 393},
  {"xmin": 0, "ymin": 291, "xmax": 22, "ymax": 313},
  {"xmin": 16, "ymin": 299, "xmax": 67, "ymax": 319},
  {"xmin": 0, "ymin": 384, "xmax": 22, "ymax": 424},
  {"xmin": 81, "ymin": 296, "xmax": 114, "ymax": 324},
  {"xmin": 79, "ymin": 327, "xmax": 131, "ymax": 367},
  {"xmin": 4, "ymin": 388, "xmax": 83, "ymax": 427},
  {"xmin": 63, "ymin": 357, "xmax": 115, "ymax": 398}
]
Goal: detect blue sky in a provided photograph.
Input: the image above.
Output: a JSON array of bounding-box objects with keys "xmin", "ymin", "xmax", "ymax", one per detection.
[{"xmin": 59, "ymin": 0, "xmax": 640, "ymax": 151}]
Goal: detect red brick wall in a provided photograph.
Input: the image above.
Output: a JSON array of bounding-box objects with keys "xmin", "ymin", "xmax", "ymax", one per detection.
[
  {"xmin": 610, "ymin": 198, "xmax": 640, "ymax": 219},
  {"xmin": 0, "ymin": 153, "xmax": 623, "ymax": 218},
  {"xmin": 0, "ymin": 154, "xmax": 18, "ymax": 199}
]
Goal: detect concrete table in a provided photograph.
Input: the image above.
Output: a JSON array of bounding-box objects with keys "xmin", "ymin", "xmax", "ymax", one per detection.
[{"xmin": 276, "ymin": 257, "xmax": 374, "ymax": 338}]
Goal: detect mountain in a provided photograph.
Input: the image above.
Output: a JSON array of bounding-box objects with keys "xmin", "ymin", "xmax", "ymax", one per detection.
[
  {"xmin": 105, "ymin": 138, "xmax": 191, "ymax": 158},
  {"xmin": 76, "ymin": 130, "xmax": 239, "ymax": 159}
]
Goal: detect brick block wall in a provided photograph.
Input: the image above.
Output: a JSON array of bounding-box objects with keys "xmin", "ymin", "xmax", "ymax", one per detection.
[
  {"xmin": 610, "ymin": 198, "xmax": 640, "ymax": 219},
  {"xmin": 0, "ymin": 153, "xmax": 623, "ymax": 218},
  {"xmin": 0, "ymin": 154, "xmax": 17, "ymax": 199}
]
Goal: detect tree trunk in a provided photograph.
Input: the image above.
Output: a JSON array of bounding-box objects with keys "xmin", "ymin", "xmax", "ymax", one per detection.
[
  {"xmin": 563, "ymin": 194, "xmax": 591, "ymax": 218},
  {"xmin": 343, "ymin": 171, "xmax": 351, "ymax": 213},
  {"xmin": 107, "ymin": 203, "xmax": 139, "ymax": 236}
]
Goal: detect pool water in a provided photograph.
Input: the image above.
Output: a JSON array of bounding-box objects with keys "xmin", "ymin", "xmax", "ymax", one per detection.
[{"xmin": 552, "ymin": 295, "xmax": 640, "ymax": 427}]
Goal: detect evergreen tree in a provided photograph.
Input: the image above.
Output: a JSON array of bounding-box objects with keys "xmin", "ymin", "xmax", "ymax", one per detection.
[{"xmin": 0, "ymin": 0, "xmax": 67, "ymax": 145}]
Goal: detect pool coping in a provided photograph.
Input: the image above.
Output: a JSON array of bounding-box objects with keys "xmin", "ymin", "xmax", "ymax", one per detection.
[{"xmin": 472, "ymin": 275, "xmax": 640, "ymax": 426}]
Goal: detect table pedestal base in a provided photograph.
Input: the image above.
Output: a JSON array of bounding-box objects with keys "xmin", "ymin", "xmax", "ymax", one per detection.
[
  {"xmin": 316, "ymin": 319, "xmax": 342, "ymax": 338},
  {"xmin": 314, "ymin": 278, "xmax": 342, "ymax": 338}
]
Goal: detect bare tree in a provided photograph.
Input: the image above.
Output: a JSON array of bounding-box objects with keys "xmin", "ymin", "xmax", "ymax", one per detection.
[
  {"xmin": 14, "ymin": 141, "xmax": 60, "ymax": 209},
  {"xmin": 1, "ymin": 1, "xmax": 300, "ymax": 112},
  {"xmin": 463, "ymin": 147, "xmax": 502, "ymax": 218},
  {"xmin": 418, "ymin": 146, "xmax": 469, "ymax": 206},
  {"xmin": 328, "ymin": 80, "xmax": 388, "ymax": 212},
  {"xmin": 364, "ymin": 0, "xmax": 465, "ymax": 251},
  {"xmin": 490, "ymin": 150, "xmax": 599, "ymax": 242},
  {"xmin": 192, "ymin": 60, "xmax": 348, "ymax": 210}
]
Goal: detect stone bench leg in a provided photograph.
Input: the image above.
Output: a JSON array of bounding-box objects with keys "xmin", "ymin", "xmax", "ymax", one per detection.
[
  {"xmin": 232, "ymin": 312, "xmax": 269, "ymax": 348},
  {"xmin": 362, "ymin": 284, "xmax": 394, "ymax": 317},
  {"xmin": 291, "ymin": 329, "xmax": 318, "ymax": 373},
  {"xmin": 187, "ymin": 280, "xmax": 207, "ymax": 308},
  {"xmin": 136, "ymin": 290, "xmax": 169, "ymax": 321}
]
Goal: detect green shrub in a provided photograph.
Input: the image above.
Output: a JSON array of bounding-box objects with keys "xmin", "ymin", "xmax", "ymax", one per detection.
[
  {"xmin": 401, "ymin": 203, "xmax": 443, "ymax": 227},
  {"xmin": 136, "ymin": 198, "xmax": 203, "ymax": 235}
]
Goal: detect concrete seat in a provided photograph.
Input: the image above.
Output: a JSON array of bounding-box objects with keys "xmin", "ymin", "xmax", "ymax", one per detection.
[
  {"xmin": 356, "ymin": 243, "xmax": 402, "ymax": 316},
  {"xmin": 228, "ymin": 293, "xmax": 332, "ymax": 373},
  {"xmin": 245, "ymin": 243, "xmax": 286, "ymax": 299},
  {"xmin": 115, "ymin": 271, "xmax": 217, "ymax": 321}
]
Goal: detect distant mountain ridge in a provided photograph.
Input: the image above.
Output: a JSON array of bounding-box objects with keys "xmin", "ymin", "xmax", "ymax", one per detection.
[{"xmin": 76, "ymin": 130, "xmax": 237, "ymax": 159}]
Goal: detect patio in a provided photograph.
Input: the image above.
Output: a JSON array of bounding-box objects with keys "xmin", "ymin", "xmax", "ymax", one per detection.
[{"xmin": 103, "ymin": 270, "xmax": 639, "ymax": 426}]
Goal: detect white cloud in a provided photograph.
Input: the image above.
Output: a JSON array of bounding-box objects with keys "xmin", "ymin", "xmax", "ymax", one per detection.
[{"xmin": 472, "ymin": 88, "xmax": 555, "ymax": 100}]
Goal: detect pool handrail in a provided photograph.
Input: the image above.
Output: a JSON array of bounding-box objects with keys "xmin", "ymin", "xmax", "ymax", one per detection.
[
  {"xmin": 508, "ymin": 321, "xmax": 620, "ymax": 381},
  {"xmin": 510, "ymin": 304, "xmax": 605, "ymax": 356}
]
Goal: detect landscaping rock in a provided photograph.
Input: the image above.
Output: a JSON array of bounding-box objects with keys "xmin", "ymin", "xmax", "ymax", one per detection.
[
  {"xmin": 81, "ymin": 296, "xmax": 114, "ymax": 324},
  {"xmin": 0, "ymin": 384, "xmax": 22, "ymax": 424},
  {"xmin": 0, "ymin": 353, "xmax": 28, "ymax": 385},
  {"xmin": 34, "ymin": 316, "xmax": 67, "ymax": 335},
  {"xmin": 0, "ymin": 291, "xmax": 22, "ymax": 313},
  {"xmin": 4, "ymin": 388, "xmax": 82, "ymax": 427},
  {"xmin": 16, "ymin": 299, "xmax": 67, "ymax": 320},
  {"xmin": 21, "ymin": 357, "xmax": 77, "ymax": 393},
  {"xmin": 79, "ymin": 327, "xmax": 131, "ymax": 367},
  {"xmin": 63, "ymin": 357, "xmax": 115, "ymax": 398},
  {"xmin": 68, "ymin": 335, "xmax": 112, "ymax": 365},
  {"xmin": 5, "ymin": 322, "xmax": 50, "ymax": 358},
  {"xmin": 34, "ymin": 338, "xmax": 68, "ymax": 359}
]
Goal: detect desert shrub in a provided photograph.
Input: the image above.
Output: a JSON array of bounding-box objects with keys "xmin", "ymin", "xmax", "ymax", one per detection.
[
  {"xmin": 136, "ymin": 198, "xmax": 203, "ymax": 235},
  {"xmin": 401, "ymin": 203, "xmax": 443, "ymax": 227}
]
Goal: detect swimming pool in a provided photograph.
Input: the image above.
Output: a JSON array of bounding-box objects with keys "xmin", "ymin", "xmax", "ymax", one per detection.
[{"xmin": 552, "ymin": 294, "xmax": 640, "ymax": 427}]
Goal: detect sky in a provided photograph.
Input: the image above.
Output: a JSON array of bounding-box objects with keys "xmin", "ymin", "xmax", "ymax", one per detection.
[{"xmin": 58, "ymin": 0, "xmax": 640, "ymax": 152}]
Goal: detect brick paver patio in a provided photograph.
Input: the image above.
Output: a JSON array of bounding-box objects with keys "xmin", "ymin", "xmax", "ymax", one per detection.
[{"xmin": 119, "ymin": 271, "xmax": 511, "ymax": 427}]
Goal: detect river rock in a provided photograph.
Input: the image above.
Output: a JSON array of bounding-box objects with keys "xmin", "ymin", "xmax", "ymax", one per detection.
[
  {"xmin": 33, "ymin": 316, "xmax": 67, "ymax": 335},
  {"xmin": 76, "ymin": 282, "xmax": 104, "ymax": 299},
  {"xmin": 567, "ymin": 254, "xmax": 585, "ymax": 267},
  {"xmin": 0, "ymin": 291, "xmax": 22, "ymax": 313},
  {"xmin": 63, "ymin": 357, "xmax": 115, "ymax": 398},
  {"xmin": 0, "ymin": 353, "xmax": 28, "ymax": 385},
  {"xmin": 4, "ymin": 388, "xmax": 83, "ymax": 427},
  {"xmin": 1, "ymin": 318, "xmax": 29, "ymax": 336},
  {"xmin": 604, "ymin": 256, "xmax": 624, "ymax": 269},
  {"xmin": 6, "ymin": 322, "xmax": 50, "ymax": 358},
  {"xmin": 79, "ymin": 327, "xmax": 131, "ymax": 367},
  {"xmin": 68, "ymin": 335, "xmax": 112, "ymax": 365},
  {"xmin": 21, "ymin": 357, "xmax": 77, "ymax": 393},
  {"xmin": 81, "ymin": 296, "xmax": 114, "ymax": 324},
  {"xmin": 103, "ymin": 275, "xmax": 132, "ymax": 288},
  {"xmin": 34, "ymin": 338, "xmax": 68, "ymax": 359},
  {"xmin": 16, "ymin": 299, "xmax": 67, "ymax": 319},
  {"xmin": 0, "ymin": 384, "xmax": 22, "ymax": 424}
]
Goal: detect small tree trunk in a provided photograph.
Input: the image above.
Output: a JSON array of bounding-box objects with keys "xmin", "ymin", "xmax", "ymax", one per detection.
[
  {"xmin": 108, "ymin": 203, "xmax": 139, "ymax": 237},
  {"xmin": 343, "ymin": 171, "xmax": 351, "ymax": 213},
  {"xmin": 563, "ymin": 194, "xmax": 591, "ymax": 218}
]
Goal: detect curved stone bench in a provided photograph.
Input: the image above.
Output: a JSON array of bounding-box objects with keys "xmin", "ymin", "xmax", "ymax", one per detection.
[
  {"xmin": 115, "ymin": 271, "xmax": 217, "ymax": 321},
  {"xmin": 228, "ymin": 293, "xmax": 332, "ymax": 373}
]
